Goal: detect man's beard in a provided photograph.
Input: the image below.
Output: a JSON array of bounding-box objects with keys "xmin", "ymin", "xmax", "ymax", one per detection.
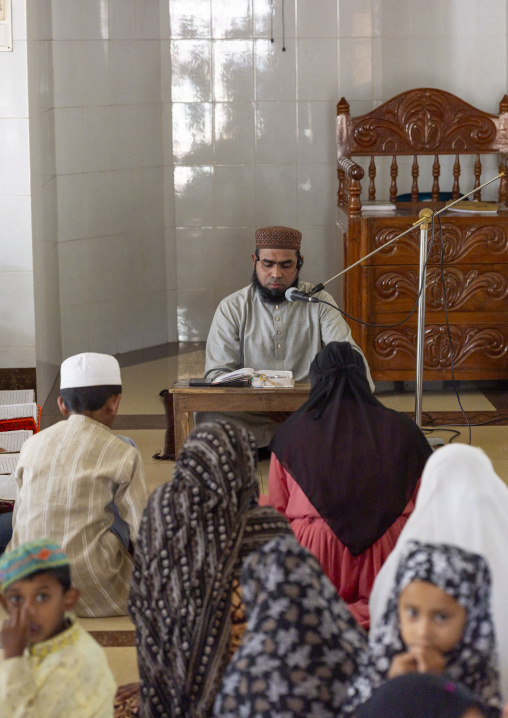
[{"xmin": 252, "ymin": 270, "xmax": 300, "ymax": 305}]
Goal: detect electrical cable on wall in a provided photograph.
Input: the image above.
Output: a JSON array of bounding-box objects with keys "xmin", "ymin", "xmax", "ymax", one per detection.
[{"xmin": 270, "ymin": 0, "xmax": 286, "ymax": 51}]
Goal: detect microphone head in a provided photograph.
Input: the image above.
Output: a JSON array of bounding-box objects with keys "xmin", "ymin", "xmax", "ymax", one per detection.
[{"xmin": 285, "ymin": 287, "xmax": 298, "ymax": 301}]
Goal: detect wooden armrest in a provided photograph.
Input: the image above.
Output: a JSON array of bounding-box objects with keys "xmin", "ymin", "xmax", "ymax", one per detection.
[
  {"xmin": 337, "ymin": 156, "xmax": 364, "ymax": 216},
  {"xmin": 337, "ymin": 156, "xmax": 364, "ymax": 180}
]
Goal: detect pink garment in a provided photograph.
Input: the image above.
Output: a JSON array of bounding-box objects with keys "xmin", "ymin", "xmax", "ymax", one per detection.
[{"xmin": 268, "ymin": 455, "xmax": 419, "ymax": 629}]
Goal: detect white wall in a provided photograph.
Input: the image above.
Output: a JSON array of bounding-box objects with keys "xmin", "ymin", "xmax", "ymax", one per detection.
[
  {"xmin": 0, "ymin": 0, "xmax": 36, "ymax": 372},
  {"xmin": 53, "ymin": 0, "xmax": 171, "ymax": 361},
  {"xmin": 169, "ymin": 0, "xmax": 508, "ymax": 340},
  {"xmin": 337, "ymin": 0, "xmax": 507, "ymax": 201},
  {"xmin": 169, "ymin": 0, "xmax": 342, "ymax": 339},
  {"xmin": 26, "ymin": 0, "xmax": 60, "ymax": 403}
]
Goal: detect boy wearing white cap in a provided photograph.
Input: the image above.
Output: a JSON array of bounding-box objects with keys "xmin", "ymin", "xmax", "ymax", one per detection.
[{"xmin": 7, "ymin": 353, "xmax": 148, "ymax": 617}]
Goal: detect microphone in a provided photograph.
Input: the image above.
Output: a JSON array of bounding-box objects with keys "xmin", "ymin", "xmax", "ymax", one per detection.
[
  {"xmin": 285, "ymin": 287, "xmax": 320, "ymax": 303},
  {"xmin": 308, "ymin": 282, "xmax": 325, "ymax": 296}
]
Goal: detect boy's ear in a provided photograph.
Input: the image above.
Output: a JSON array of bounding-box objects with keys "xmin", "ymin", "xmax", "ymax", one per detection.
[
  {"xmin": 63, "ymin": 587, "xmax": 80, "ymax": 611},
  {"xmin": 57, "ymin": 396, "xmax": 69, "ymax": 417},
  {"xmin": 105, "ymin": 393, "xmax": 121, "ymax": 418}
]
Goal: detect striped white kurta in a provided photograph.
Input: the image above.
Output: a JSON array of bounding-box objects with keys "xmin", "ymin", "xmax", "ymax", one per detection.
[{"xmin": 9, "ymin": 415, "xmax": 148, "ymax": 617}]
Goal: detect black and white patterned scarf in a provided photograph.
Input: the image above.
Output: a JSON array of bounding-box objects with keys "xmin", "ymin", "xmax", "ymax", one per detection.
[
  {"xmin": 213, "ymin": 534, "xmax": 368, "ymax": 718},
  {"xmin": 128, "ymin": 421, "xmax": 291, "ymax": 718},
  {"xmin": 346, "ymin": 540, "xmax": 501, "ymax": 715}
]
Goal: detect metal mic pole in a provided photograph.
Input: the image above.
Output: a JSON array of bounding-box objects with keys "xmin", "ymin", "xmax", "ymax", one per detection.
[{"xmin": 415, "ymin": 209, "xmax": 433, "ymax": 428}]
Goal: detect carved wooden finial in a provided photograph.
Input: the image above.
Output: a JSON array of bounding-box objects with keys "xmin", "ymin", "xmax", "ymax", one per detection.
[
  {"xmin": 337, "ymin": 97, "xmax": 350, "ymax": 116},
  {"xmin": 500, "ymin": 95, "xmax": 508, "ymax": 114}
]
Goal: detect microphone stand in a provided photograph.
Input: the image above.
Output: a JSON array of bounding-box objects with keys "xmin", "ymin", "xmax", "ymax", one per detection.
[
  {"xmin": 415, "ymin": 208, "xmax": 432, "ymax": 429},
  {"xmin": 310, "ymin": 172, "xmax": 504, "ymax": 429}
]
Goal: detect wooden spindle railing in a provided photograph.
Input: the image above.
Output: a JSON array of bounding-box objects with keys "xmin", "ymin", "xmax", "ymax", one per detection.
[
  {"xmin": 389, "ymin": 156, "xmax": 398, "ymax": 202},
  {"xmin": 499, "ymin": 157, "xmax": 508, "ymax": 204},
  {"xmin": 452, "ymin": 155, "xmax": 461, "ymax": 199},
  {"xmin": 474, "ymin": 154, "xmax": 482, "ymax": 200},
  {"xmin": 411, "ymin": 155, "xmax": 420, "ymax": 201},
  {"xmin": 431, "ymin": 155, "xmax": 440, "ymax": 201},
  {"xmin": 368, "ymin": 156, "xmax": 376, "ymax": 200}
]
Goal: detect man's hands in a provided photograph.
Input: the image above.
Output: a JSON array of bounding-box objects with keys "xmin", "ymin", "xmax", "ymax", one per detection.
[
  {"xmin": 388, "ymin": 646, "xmax": 446, "ymax": 678},
  {"xmin": 0, "ymin": 596, "xmax": 29, "ymax": 659}
]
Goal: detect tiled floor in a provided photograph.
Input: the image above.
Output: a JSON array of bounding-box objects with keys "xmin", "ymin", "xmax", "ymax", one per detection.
[{"xmin": 3, "ymin": 341, "xmax": 508, "ymax": 687}]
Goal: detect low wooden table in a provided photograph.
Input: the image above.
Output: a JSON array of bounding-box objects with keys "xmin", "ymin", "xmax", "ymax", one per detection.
[{"xmin": 170, "ymin": 381, "xmax": 311, "ymax": 456}]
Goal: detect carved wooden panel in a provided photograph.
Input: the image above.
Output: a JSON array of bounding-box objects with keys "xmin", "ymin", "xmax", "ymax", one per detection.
[
  {"xmin": 369, "ymin": 264, "xmax": 508, "ymax": 312},
  {"xmin": 368, "ymin": 324, "xmax": 508, "ymax": 371},
  {"xmin": 369, "ymin": 221, "xmax": 508, "ymax": 265},
  {"xmin": 350, "ymin": 89, "xmax": 499, "ymax": 155},
  {"xmin": 339, "ymin": 88, "xmax": 508, "ymax": 380}
]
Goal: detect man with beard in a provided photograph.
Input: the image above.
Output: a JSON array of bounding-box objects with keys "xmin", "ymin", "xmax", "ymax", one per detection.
[{"xmin": 198, "ymin": 226, "xmax": 373, "ymax": 447}]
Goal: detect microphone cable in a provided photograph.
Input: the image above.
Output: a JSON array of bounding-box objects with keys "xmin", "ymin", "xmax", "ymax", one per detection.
[
  {"xmin": 309, "ymin": 224, "xmax": 436, "ymax": 329},
  {"xmin": 308, "ymin": 212, "xmax": 475, "ymax": 445}
]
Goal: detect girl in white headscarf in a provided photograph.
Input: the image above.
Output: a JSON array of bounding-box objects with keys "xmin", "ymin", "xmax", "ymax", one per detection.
[{"xmin": 369, "ymin": 444, "xmax": 508, "ymax": 701}]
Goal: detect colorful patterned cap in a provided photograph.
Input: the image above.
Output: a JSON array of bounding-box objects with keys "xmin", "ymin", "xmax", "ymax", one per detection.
[
  {"xmin": 0, "ymin": 539, "xmax": 70, "ymax": 591},
  {"xmin": 255, "ymin": 226, "xmax": 302, "ymax": 250}
]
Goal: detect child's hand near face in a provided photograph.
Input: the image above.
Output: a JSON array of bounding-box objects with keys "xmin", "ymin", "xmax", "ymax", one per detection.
[
  {"xmin": 388, "ymin": 645, "xmax": 446, "ymax": 678},
  {"xmin": 0, "ymin": 599, "xmax": 29, "ymax": 659}
]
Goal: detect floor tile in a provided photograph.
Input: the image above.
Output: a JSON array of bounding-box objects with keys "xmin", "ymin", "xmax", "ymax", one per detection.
[
  {"xmin": 78, "ymin": 615, "xmax": 134, "ymax": 632},
  {"xmin": 103, "ymin": 646, "xmax": 139, "ymax": 685},
  {"xmin": 378, "ymin": 389, "xmax": 496, "ymax": 412},
  {"xmin": 426, "ymin": 427, "xmax": 508, "ymax": 486},
  {"xmin": 258, "ymin": 458, "xmax": 270, "ymax": 495},
  {"xmin": 119, "ymin": 350, "xmax": 205, "ymax": 415},
  {"xmin": 111, "ymin": 428, "xmax": 171, "ymax": 493}
]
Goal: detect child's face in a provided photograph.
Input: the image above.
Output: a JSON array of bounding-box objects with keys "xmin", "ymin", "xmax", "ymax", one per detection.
[
  {"xmin": 2, "ymin": 573, "xmax": 78, "ymax": 644},
  {"xmin": 398, "ymin": 580, "xmax": 467, "ymax": 654}
]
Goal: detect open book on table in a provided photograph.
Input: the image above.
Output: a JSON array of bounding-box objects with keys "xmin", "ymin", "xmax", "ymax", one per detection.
[
  {"xmin": 212, "ymin": 369, "xmax": 294, "ymax": 388},
  {"xmin": 445, "ymin": 200, "xmax": 499, "ymax": 213}
]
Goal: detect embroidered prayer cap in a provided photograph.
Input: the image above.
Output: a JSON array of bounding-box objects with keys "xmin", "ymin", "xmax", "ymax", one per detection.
[
  {"xmin": 60, "ymin": 352, "xmax": 122, "ymax": 389},
  {"xmin": 0, "ymin": 538, "xmax": 70, "ymax": 591},
  {"xmin": 255, "ymin": 226, "xmax": 302, "ymax": 250}
]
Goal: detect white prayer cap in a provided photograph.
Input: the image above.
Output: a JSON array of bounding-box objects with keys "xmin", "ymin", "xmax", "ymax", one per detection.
[{"xmin": 60, "ymin": 353, "xmax": 122, "ymax": 389}]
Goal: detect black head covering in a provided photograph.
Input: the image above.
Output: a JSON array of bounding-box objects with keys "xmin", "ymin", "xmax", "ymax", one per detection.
[
  {"xmin": 357, "ymin": 674, "xmax": 489, "ymax": 718},
  {"xmin": 269, "ymin": 342, "xmax": 432, "ymax": 555}
]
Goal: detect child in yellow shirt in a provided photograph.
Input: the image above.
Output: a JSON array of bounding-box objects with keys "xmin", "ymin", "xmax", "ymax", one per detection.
[{"xmin": 0, "ymin": 538, "xmax": 116, "ymax": 717}]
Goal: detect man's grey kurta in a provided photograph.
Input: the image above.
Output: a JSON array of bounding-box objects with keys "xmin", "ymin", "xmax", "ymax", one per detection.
[{"xmin": 199, "ymin": 280, "xmax": 374, "ymax": 446}]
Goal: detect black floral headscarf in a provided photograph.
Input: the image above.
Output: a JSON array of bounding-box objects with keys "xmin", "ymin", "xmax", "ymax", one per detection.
[
  {"xmin": 346, "ymin": 540, "xmax": 501, "ymax": 716},
  {"xmin": 213, "ymin": 534, "xmax": 368, "ymax": 718}
]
